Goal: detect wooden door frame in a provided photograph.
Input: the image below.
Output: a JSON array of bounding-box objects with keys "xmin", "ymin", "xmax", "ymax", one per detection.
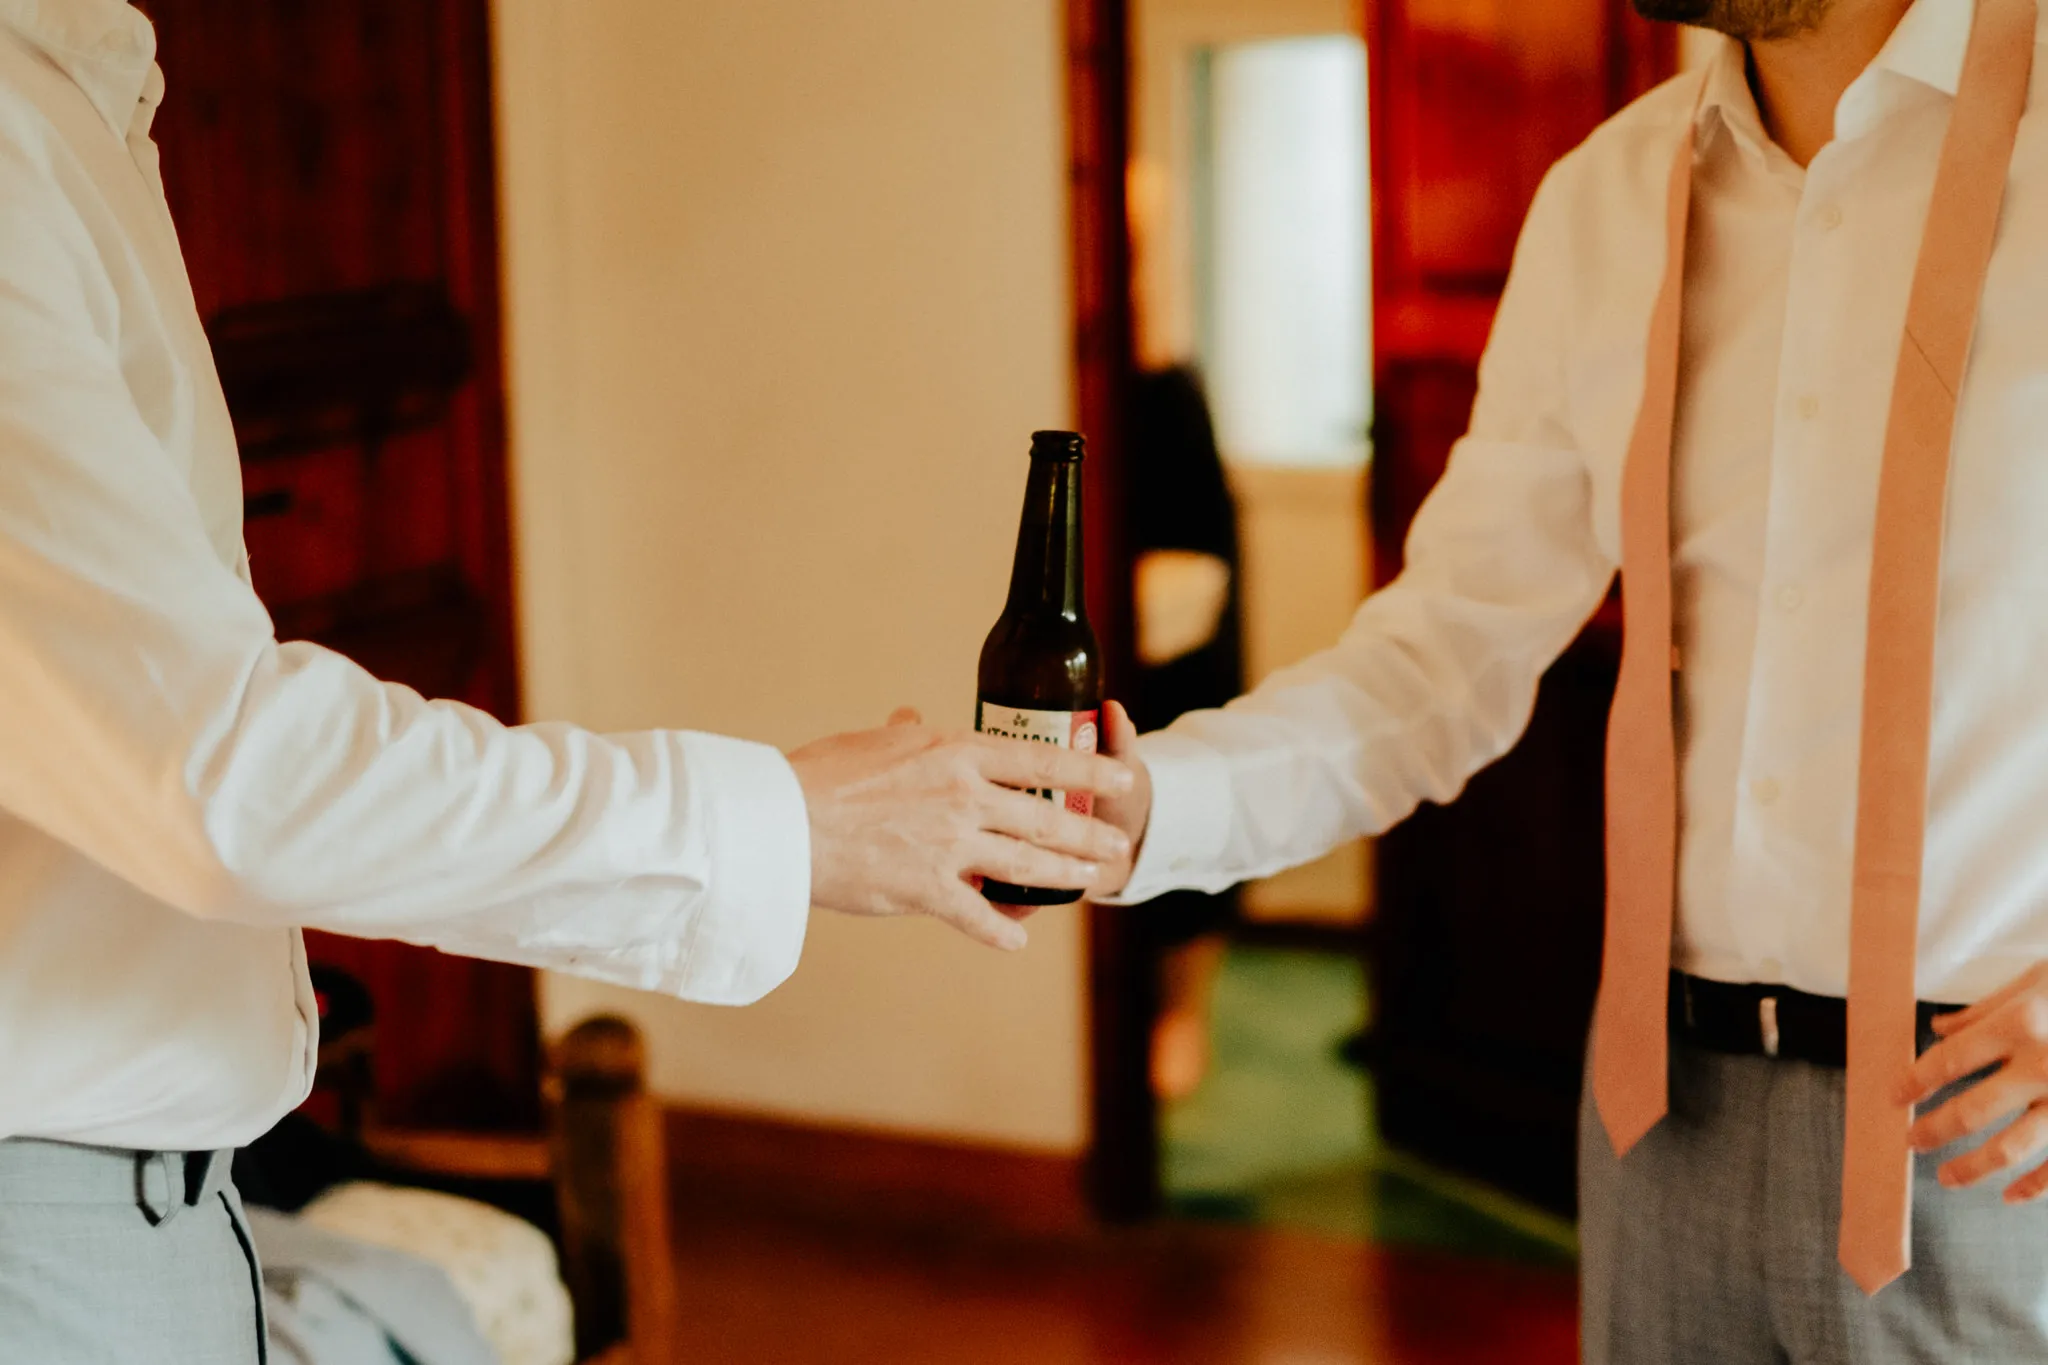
[
  {"xmin": 1069, "ymin": 0, "xmax": 1675, "ymax": 1223},
  {"xmin": 1066, "ymin": 0, "xmax": 1160, "ymax": 1222}
]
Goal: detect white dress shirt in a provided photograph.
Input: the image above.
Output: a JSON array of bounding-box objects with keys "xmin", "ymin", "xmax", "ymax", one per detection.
[
  {"xmin": 0, "ymin": 0, "xmax": 811, "ymax": 1151},
  {"xmin": 1121, "ymin": 0, "xmax": 2048, "ymax": 1006}
]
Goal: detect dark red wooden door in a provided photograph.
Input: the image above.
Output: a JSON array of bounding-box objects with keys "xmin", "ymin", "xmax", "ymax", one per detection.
[
  {"xmin": 141, "ymin": 0, "xmax": 538, "ymax": 1128},
  {"xmin": 1368, "ymin": 0, "xmax": 1671, "ymax": 576},
  {"xmin": 1362, "ymin": 0, "xmax": 1673, "ymax": 1212}
]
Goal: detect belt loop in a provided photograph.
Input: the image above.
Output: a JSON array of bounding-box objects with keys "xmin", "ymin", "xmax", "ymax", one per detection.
[
  {"xmin": 1760, "ymin": 995, "xmax": 1781, "ymax": 1059},
  {"xmin": 135, "ymin": 1151, "xmax": 181, "ymax": 1227}
]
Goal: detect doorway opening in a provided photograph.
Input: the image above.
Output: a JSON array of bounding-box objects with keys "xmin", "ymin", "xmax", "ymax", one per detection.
[{"xmin": 1122, "ymin": 1, "xmax": 1576, "ymax": 1265}]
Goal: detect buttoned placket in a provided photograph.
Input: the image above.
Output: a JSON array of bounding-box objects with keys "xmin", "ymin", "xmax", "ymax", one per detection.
[
  {"xmin": 1707, "ymin": 102, "xmax": 1811, "ymax": 986},
  {"xmin": 1720, "ymin": 70, "xmax": 1949, "ymax": 986}
]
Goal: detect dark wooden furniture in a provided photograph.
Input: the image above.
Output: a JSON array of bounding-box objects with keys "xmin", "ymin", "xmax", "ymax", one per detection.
[
  {"xmin": 1360, "ymin": 0, "xmax": 1673, "ymax": 1214},
  {"xmin": 139, "ymin": 0, "xmax": 535, "ymax": 1129}
]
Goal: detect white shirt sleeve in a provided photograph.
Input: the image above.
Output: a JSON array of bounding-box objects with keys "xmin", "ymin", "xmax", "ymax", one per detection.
[
  {"xmin": 0, "ymin": 127, "xmax": 809, "ymax": 1006},
  {"xmin": 1106, "ymin": 167, "xmax": 1615, "ymax": 906}
]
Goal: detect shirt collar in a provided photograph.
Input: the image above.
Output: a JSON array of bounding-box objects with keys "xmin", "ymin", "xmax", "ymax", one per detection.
[
  {"xmin": 1866, "ymin": 0, "xmax": 1972, "ymax": 99},
  {"xmin": 1696, "ymin": 30, "xmax": 1768, "ymax": 149},
  {"xmin": 1693, "ymin": 0, "xmax": 1974, "ymax": 145},
  {"xmin": 0, "ymin": 0, "xmax": 158, "ymax": 140}
]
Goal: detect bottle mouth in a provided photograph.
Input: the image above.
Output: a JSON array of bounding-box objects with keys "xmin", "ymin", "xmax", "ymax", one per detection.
[{"xmin": 1030, "ymin": 429, "xmax": 1086, "ymax": 461}]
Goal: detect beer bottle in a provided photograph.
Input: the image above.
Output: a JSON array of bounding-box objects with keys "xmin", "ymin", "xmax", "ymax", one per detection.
[{"xmin": 976, "ymin": 429, "xmax": 1104, "ymax": 905}]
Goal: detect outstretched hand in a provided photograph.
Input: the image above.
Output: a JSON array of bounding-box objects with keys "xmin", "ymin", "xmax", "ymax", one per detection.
[
  {"xmin": 1086, "ymin": 700, "xmax": 1153, "ymax": 901},
  {"xmin": 788, "ymin": 709, "xmax": 1136, "ymax": 950}
]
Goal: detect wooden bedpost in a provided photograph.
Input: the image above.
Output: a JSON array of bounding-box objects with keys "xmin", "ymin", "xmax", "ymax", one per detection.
[{"xmin": 551, "ymin": 1016, "xmax": 680, "ymax": 1365}]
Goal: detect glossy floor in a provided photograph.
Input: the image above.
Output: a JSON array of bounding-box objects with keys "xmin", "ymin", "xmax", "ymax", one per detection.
[
  {"xmin": 665, "ymin": 945, "xmax": 1582, "ymax": 1362},
  {"xmin": 1164, "ymin": 946, "xmax": 1574, "ymax": 1263},
  {"xmin": 669, "ymin": 1197, "xmax": 1579, "ymax": 1364}
]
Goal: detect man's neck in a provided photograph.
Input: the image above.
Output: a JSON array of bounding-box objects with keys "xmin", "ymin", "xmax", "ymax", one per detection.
[{"xmin": 1746, "ymin": 0, "xmax": 1915, "ymax": 166}]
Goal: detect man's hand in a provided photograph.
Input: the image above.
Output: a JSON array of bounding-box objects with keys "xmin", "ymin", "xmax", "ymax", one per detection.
[
  {"xmin": 1087, "ymin": 700, "xmax": 1152, "ymax": 901},
  {"xmin": 1899, "ymin": 963, "xmax": 2048, "ymax": 1201},
  {"xmin": 788, "ymin": 709, "xmax": 1136, "ymax": 950}
]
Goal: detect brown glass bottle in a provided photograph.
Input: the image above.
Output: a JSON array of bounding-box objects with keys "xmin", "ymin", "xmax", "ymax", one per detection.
[{"xmin": 976, "ymin": 430, "xmax": 1104, "ymax": 905}]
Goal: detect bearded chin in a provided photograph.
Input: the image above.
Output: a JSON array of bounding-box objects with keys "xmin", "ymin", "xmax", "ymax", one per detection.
[{"xmin": 1629, "ymin": 0, "xmax": 1830, "ymax": 39}]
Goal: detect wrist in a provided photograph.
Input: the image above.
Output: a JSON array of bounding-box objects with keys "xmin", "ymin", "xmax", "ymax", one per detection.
[{"xmin": 1096, "ymin": 730, "xmax": 1232, "ymax": 905}]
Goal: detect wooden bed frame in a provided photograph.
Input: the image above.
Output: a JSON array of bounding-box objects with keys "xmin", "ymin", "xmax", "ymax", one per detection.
[{"xmin": 346, "ymin": 1016, "xmax": 679, "ymax": 1365}]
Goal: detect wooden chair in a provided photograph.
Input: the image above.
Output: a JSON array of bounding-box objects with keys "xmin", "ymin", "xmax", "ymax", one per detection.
[{"xmin": 348, "ymin": 1015, "xmax": 679, "ymax": 1365}]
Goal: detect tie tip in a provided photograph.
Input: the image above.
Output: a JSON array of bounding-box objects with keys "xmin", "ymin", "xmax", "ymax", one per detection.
[
  {"xmin": 1595, "ymin": 1099, "xmax": 1665, "ymax": 1157},
  {"xmin": 1840, "ymin": 1250, "xmax": 1908, "ymax": 1297}
]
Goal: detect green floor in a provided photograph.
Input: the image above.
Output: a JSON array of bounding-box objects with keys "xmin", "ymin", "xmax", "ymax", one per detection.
[{"xmin": 1161, "ymin": 945, "xmax": 1577, "ymax": 1266}]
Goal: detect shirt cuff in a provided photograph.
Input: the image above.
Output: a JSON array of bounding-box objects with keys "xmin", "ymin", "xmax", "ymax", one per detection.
[
  {"xmin": 666, "ymin": 731, "xmax": 812, "ymax": 1004},
  {"xmin": 1098, "ymin": 729, "xmax": 1236, "ymax": 905}
]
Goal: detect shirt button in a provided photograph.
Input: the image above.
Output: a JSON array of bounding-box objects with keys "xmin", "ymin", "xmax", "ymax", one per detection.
[
  {"xmin": 1752, "ymin": 777, "xmax": 1782, "ymax": 806},
  {"xmin": 1818, "ymin": 204, "xmax": 1843, "ymax": 231},
  {"xmin": 1775, "ymin": 585, "xmax": 1804, "ymax": 612},
  {"xmin": 1797, "ymin": 394, "xmax": 1821, "ymax": 421}
]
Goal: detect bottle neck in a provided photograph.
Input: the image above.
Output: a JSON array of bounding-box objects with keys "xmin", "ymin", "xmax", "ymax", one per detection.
[{"xmin": 1005, "ymin": 454, "xmax": 1085, "ymax": 619}]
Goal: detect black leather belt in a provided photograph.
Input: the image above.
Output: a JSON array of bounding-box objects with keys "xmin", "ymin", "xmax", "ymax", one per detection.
[{"xmin": 1669, "ymin": 972, "xmax": 1964, "ymax": 1067}]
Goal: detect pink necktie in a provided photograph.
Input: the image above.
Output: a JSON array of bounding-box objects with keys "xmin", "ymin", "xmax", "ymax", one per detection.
[{"xmin": 1593, "ymin": 0, "xmax": 2035, "ymax": 1296}]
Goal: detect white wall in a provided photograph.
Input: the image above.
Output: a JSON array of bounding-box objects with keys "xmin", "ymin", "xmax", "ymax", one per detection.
[
  {"xmin": 1207, "ymin": 36, "xmax": 1370, "ymax": 467},
  {"xmin": 1132, "ymin": 0, "xmax": 1362, "ymax": 366},
  {"xmin": 491, "ymin": 0, "xmax": 1087, "ymax": 1151}
]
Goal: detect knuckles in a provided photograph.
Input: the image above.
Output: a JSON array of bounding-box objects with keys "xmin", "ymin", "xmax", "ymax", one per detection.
[
  {"xmin": 1023, "ymin": 757, "xmax": 1065, "ymax": 789},
  {"xmin": 1961, "ymin": 1092, "xmax": 2003, "ymax": 1130},
  {"xmin": 2021, "ymin": 995, "xmax": 2048, "ymax": 1042},
  {"xmin": 944, "ymin": 761, "xmax": 985, "ymax": 802}
]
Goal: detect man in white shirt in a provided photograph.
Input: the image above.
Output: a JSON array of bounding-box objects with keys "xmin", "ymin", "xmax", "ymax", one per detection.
[
  {"xmin": 1098, "ymin": 0, "xmax": 2048, "ymax": 1358},
  {"xmin": 0, "ymin": 2, "xmax": 1136, "ymax": 1360}
]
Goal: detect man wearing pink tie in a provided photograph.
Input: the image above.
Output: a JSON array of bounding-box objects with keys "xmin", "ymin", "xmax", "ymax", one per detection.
[{"xmin": 1097, "ymin": 0, "xmax": 2048, "ymax": 1357}]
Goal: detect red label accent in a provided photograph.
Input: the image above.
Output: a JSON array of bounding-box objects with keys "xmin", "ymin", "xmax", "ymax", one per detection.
[{"xmin": 1068, "ymin": 709, "xmax": 1099, "ymax": 814}]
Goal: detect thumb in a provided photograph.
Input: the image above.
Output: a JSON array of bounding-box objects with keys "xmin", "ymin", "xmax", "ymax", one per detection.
[
  {"xmin": 887, "ymin": 707, "xmax": 924, "ymax": 727},
  {"xmin": 1101, "ymin": 699, "xmax": 1138, "ymax": 756}
]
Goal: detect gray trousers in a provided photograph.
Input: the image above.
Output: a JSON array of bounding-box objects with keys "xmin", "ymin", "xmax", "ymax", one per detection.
[
  {"xmin": 1582, "ymin": 1041, "xmax": 2048, "ymax": 1364},
  {"xmin": 0, "ymin": 1139, "xmax": 265, "ymax": 1365}
]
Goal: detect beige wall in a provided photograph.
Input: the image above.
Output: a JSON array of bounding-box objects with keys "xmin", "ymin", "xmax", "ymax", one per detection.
[
  {"xmin": 490, "ymin": 0, "xmax": 1088, "ymax": 1150},
  {"xmin": 1228, "ymin": 465, "xmax": 1373, "ymax": 924}
]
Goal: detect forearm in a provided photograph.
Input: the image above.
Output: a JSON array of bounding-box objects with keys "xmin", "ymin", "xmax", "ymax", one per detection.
[
  {"xmin": 3, "ymin": 623, "xmax": 813, "ymax": 1002},
  {"xmin": 0, "ymin": 522, "xmax": 812, "ymax": 1003},
  {"xmin": 1108, "ymin": 437, "xmax": 1613, "ymax": 904},
  {"xmin": 1106, "ymin": 157, "xmax": 1612, "ymax": 905}
]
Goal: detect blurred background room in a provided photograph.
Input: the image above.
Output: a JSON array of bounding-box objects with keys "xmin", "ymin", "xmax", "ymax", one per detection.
[{"xmin": 134, "ymin": 0, "xmax": 1692, "ymax": 1359}]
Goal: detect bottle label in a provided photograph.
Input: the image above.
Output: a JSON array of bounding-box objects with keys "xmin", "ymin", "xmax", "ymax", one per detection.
[{"xmin": 975, "ymin": 703, "xmax": 1101, "ymax": 815}]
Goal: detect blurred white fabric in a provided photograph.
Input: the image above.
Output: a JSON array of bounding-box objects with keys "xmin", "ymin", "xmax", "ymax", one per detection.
[
  {"xmin": 302, "ymin": 1183, "xmax": 575, "ymax": 1365},
  {"xmin": 247, "ymin": 1203, "xmax": 499, "ymax": 1365}
]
